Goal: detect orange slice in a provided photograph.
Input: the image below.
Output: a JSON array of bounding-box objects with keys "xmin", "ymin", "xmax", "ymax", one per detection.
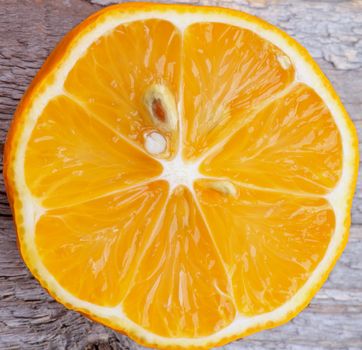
[{"xmin": 4, "ymin": 3, "xmax": 358, "ymax": 349}]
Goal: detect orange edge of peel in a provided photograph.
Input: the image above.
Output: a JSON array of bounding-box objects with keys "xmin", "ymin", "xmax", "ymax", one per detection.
[{"xmin": 3, "ymin": 3, "xmax": 359, "ymax": 349}]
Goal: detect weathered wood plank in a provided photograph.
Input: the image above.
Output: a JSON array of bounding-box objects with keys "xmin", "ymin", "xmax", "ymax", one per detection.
[{"xmin": 0, "ymin": 0, "xmax": 361, "ymax": 349}]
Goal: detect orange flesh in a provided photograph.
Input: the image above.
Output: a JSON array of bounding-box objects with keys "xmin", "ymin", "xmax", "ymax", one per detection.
[
  {"xmin": 24, "ymin": 20, "xmax": 342, "ymax": 337},
  {"xmin": 36, "ymin": 181, "xmax": 169, "ymax": 305},
  {"xmin": 200, "ymin": 84, "xmax": 342, "ymax": 194},
  {"xmin": 122, "ymin": 186, "xmax": 235, "ymax": 337},
  {"xmin": 64, "ymin": 19, "xmax": 181, "ymax": 159},
  {"xmin": 195, "ymin": 181, "xmax": 334, "ymax": 315},
  {"xmin": 25, "ymin": 95, "xmax": 163, "ymax": 208},
  {"xmin": 182, "ymin": 22, "xmax": 295, "ymax": 160}
]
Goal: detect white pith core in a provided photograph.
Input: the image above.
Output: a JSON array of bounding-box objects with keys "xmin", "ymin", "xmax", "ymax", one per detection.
[
  {"xmin": 160, "ymin": 155, "xmax": 200, "ymax": 190},
  {"xmin": 12, "ymin": 7, "xmax": 357, "ymax": 348}
]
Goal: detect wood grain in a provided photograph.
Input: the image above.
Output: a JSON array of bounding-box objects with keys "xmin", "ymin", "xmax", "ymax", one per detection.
[{"xmin": 0, "ymin": 0, "xmax": 361, "ymax": 349}]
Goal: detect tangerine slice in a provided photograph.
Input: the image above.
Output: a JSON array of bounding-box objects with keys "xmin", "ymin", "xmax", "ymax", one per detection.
[{"xmin": 4, "ymin": 4, "xmax": 358, "ymax": 349}]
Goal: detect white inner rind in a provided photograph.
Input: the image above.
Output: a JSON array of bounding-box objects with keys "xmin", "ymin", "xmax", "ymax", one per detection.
[{"xmin": 13, "ymin": 8, "xmax": 357, "ymax": 347}]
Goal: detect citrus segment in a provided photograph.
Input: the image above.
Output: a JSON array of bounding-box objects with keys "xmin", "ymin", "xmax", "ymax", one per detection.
[
  {"xmin": 195, "ymin": 180, "xmax": 335, "ymax": 315},
  {"xmin": 35, "ymin": 181, "xmax": 168, "ymax": 306},
  {"xmin": 200, "ymin": 84, "xmax": 343, "ymax": 195},
  {"xmin": 182, "ymin": 22, "xmax": 295, "ymax": 160},
  {"xmin": 64, "ymin": 19, "xmax": 181, "ymax": 158},
  {"xmin": 25, "ymin": 95, "xmax": 162, "ymax": 208},
  {"xmin": 122, "ymin": 186, "xmax": 235, "ymax": 337}
]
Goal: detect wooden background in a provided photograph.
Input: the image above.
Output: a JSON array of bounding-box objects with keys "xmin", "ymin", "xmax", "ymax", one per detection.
[{"xmin": 0, "ymin": 0, "xmax": 361, "ymax": 349}]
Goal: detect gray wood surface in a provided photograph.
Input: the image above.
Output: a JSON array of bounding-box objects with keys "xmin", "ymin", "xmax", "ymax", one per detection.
[{"xmin": 0, "ymin": 0, "xmax": 361, "ymax": 349}]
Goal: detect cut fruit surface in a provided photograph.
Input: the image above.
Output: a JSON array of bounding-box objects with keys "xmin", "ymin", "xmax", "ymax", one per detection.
[
  {"xmin": 182, "ymin": 22, "xmax": 295, "ymax": 160},
  {"xmin": 25, "ymin": 95, "xmax": 163, "ymax": 208},
  {"xmin": 195, "ymin": 181, "xmax": 334, "ymax": 316},
  {"xmin": 200, "ymin": 83, "xmax": 343, "ymax": 195},
  {"xmin": 4, "ymin": 3, "xmax": 358, "ymax": 349},
  {"xmin": 36, "ymin": 181, "xmax": 168, "ymax": 306},
  {"xmin": 123, "ymin": 186, "xmax": 235, "ymax": 338},
  {"xmin": 64, "ymin": 19, "xmax": 181, "ymax": 159}
]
